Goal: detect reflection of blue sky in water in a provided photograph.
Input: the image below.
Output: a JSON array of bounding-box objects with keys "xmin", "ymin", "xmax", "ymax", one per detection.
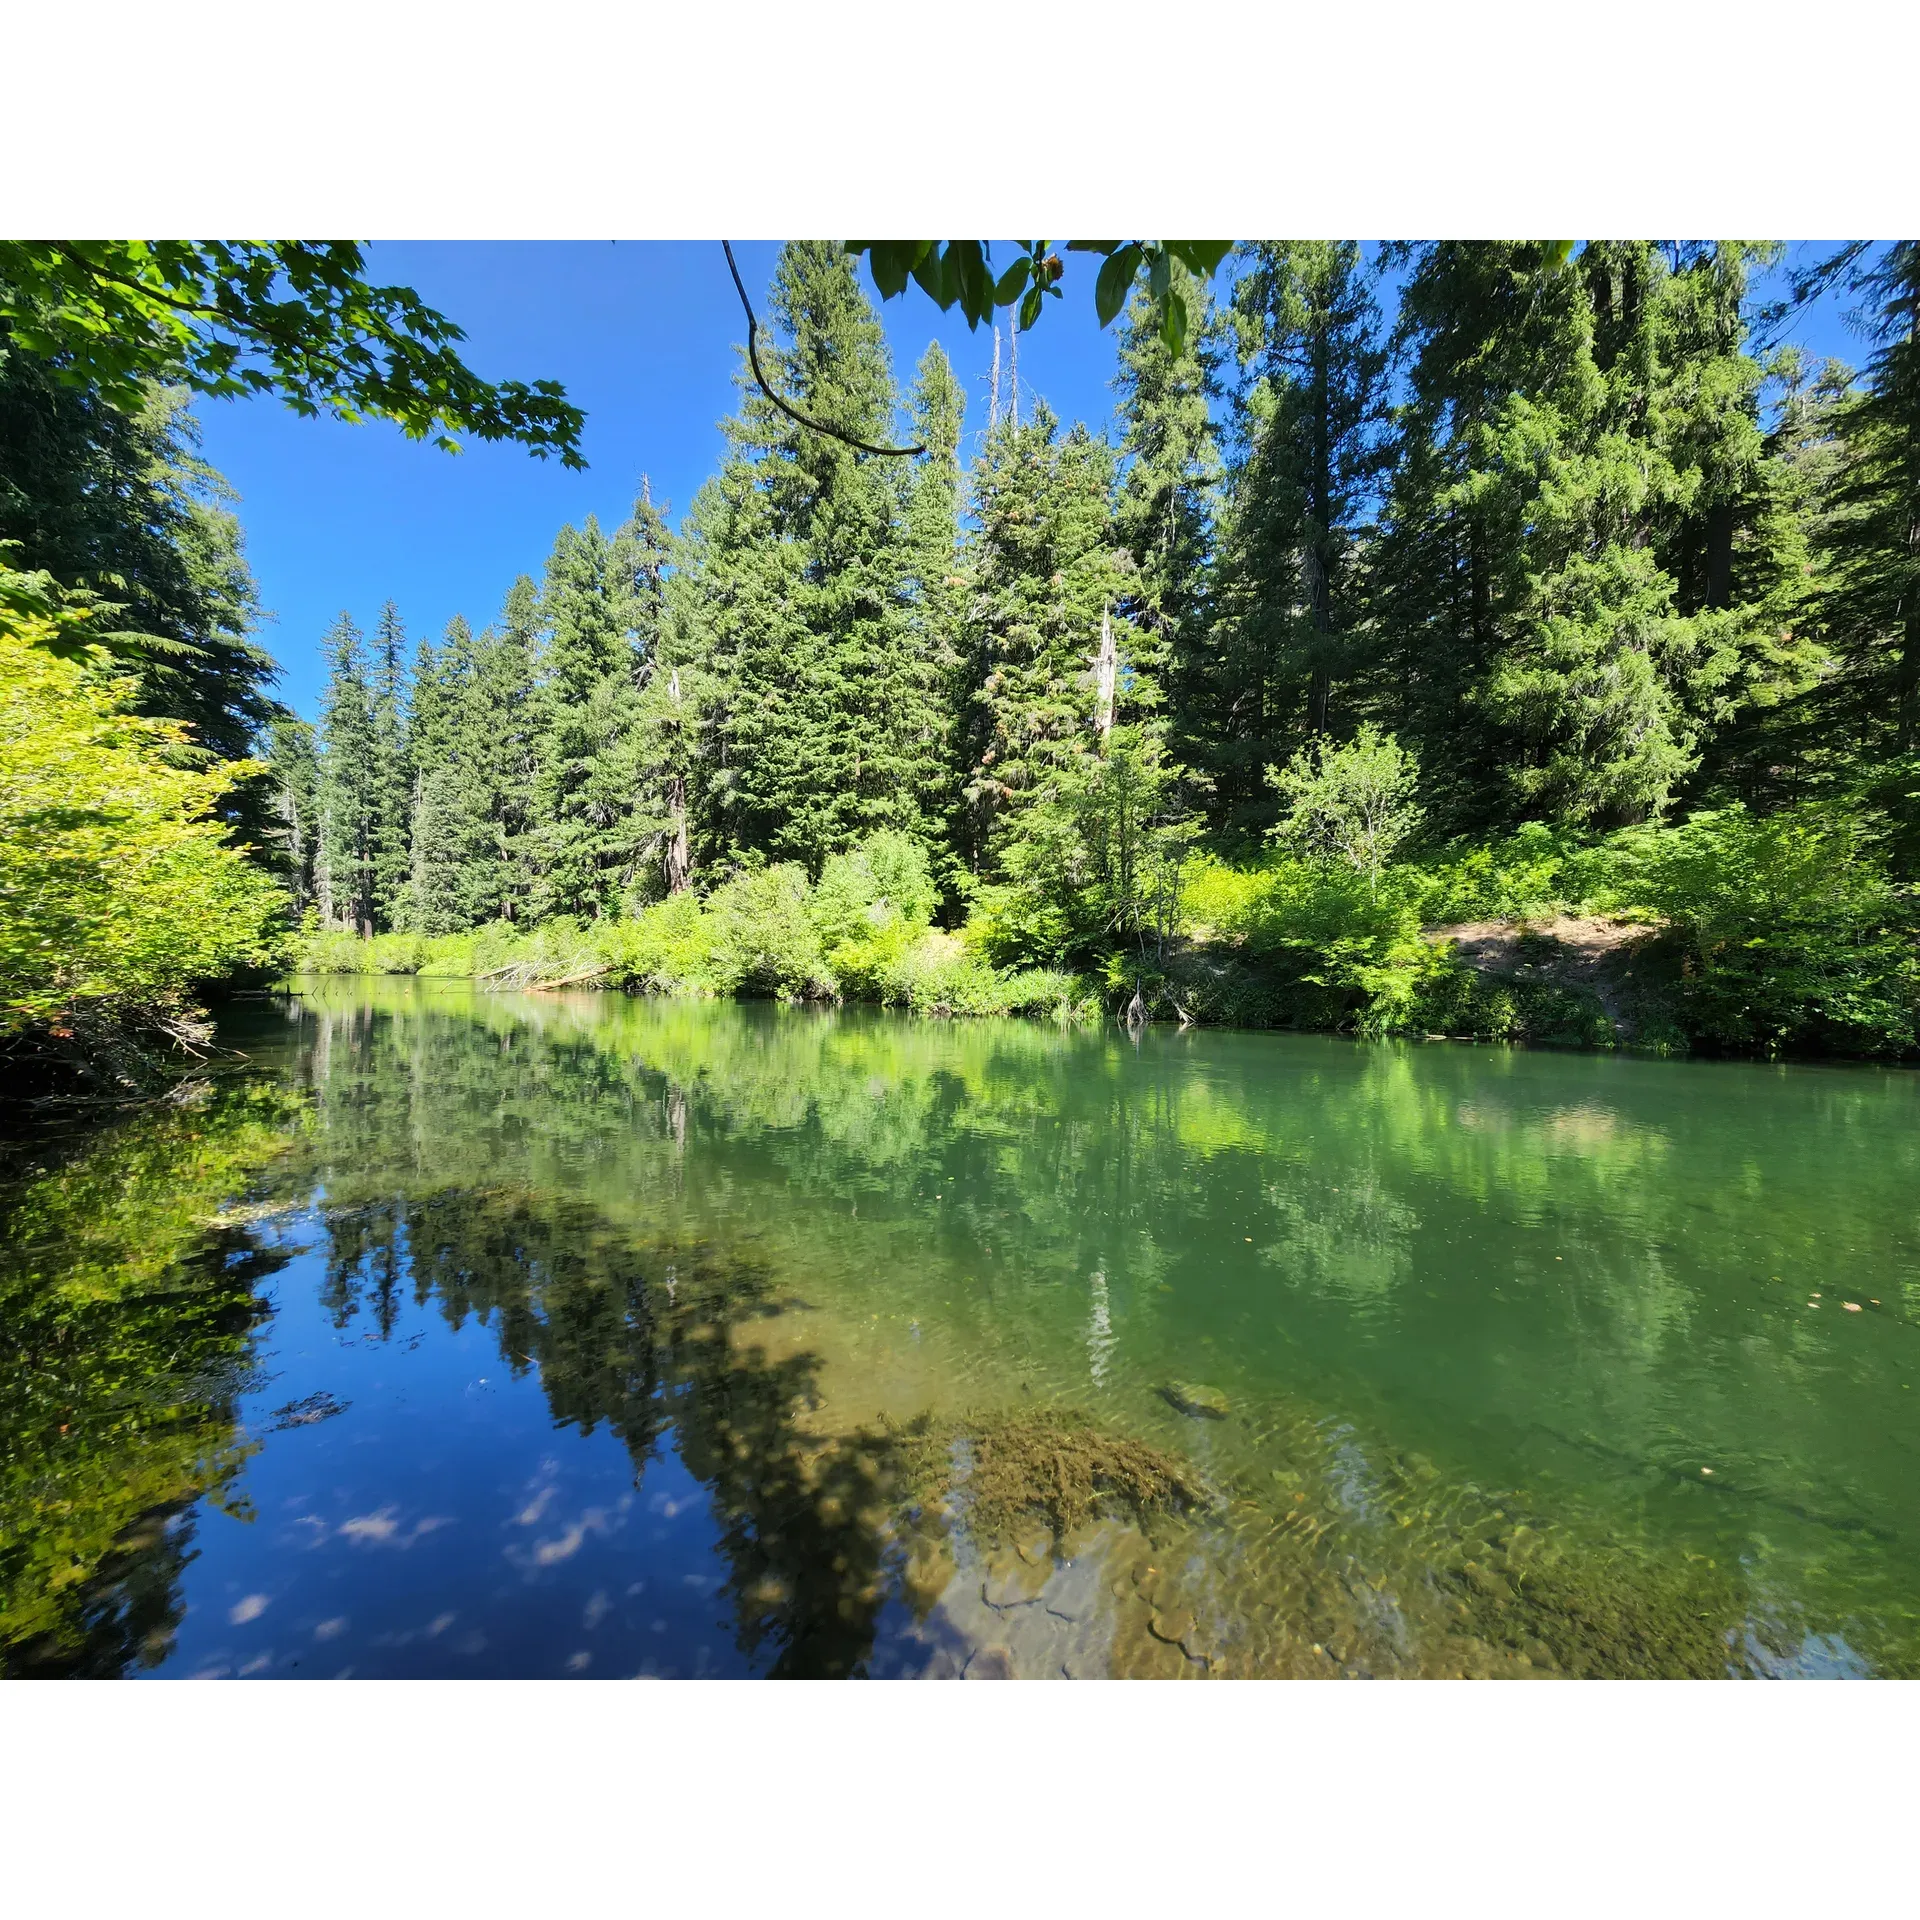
[{"xmin": 149, "ymin": 1228, "xmax": 753, "ymax": 1680}]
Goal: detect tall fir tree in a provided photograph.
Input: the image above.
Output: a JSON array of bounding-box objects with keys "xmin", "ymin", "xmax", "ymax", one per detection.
[
  {"xmin": 316, "ymin": 615, "xmax": 378, "ymax": 934},
  {"xmin": 1113, "ymin": 264, "xmax": 1226, "ymax": 807},
  {"xmin": 467, "ymin": 576, "xmax": 544, "ymax": 923},
  {"xmin": 903, "ymin": 342, "xmax": 969, "ymax": 890},
  {"xmin": 265, "ymin": 715, "xmax": 320, "ymax": 917},
  {"xmin": 689, "ymin": 241, "xmax": 922, "ymax": 872},
  {"xmin": 1378, "ymin": 240, "xmax": 1817, "ymax": 831},
  {"xmin": 1821, "ymin": 244, "xmax": 1920, "ymax": 773},
  {"xmin": 1207, "ymin": 243, "xmax": 1389, "ymax": 831},
  {"xmin": 959, "ymin": 405, "xmax": 1136, "ymax": 879},
  {"xmin": 611, "ymin": 480, "xmax": 706, "ymax": 896},
  {"xmin": 408, "ymin": 616, "xmax": 496, "ymax": 934},
  {"xmin": 530, "ymin": 515, "xmax": 643, "ymax": 918},
  {"xmin": 368, "ymin": 600, "xmax": 413, "ymax": 927}
]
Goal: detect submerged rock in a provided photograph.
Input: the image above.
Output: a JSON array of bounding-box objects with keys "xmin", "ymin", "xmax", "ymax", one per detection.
[{"xmin": 1161, "ymin": 1381, "xmax": 1230, "ymax": 1420}]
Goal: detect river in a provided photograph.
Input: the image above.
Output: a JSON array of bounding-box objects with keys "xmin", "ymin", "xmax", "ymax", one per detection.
[{"xmin": 4, "ymin": 978, "xmax": 1917, "ymax": 1678}]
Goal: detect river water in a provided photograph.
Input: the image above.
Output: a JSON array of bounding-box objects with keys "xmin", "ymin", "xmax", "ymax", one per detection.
[{"xmin": 5, "ymin": 978, "xmax": 1918, "ymax": 1678}]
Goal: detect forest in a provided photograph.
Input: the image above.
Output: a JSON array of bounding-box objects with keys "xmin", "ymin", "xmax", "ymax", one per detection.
[{"xmin": 5, "ymin": 239, "xmax": 1920, "ymax": 1111}]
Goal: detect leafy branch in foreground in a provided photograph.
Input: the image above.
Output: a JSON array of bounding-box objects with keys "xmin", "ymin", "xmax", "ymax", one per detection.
[
  {"xmin": 847, "ymin": 242, "xmax": 1234, "ymax": 353},
  {"xmin": 0, "ymin": 241, "xmax": 586, "ymax": 469}
]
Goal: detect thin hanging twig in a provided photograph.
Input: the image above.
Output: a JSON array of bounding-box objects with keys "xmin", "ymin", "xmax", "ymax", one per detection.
[{"xmin": 721, "ymin": 242, "xmax": 924, "ymax": 457}]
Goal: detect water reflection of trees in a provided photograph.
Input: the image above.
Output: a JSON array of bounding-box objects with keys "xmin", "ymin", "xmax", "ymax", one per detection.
[
  {"xmin": 0, "ymin": 1090, "xmax": 300, "ymax": 1676},
  {"xmin": 289, "ymin": 980, "xmax": 1920, "ymax": 1596},
  {"xmin": 325, "ymin": 1185, "xmax": 904, "ymax": 1677}
]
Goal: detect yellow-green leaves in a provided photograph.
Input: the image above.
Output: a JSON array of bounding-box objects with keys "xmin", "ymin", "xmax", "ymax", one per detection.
[{"xmin": 0, "ymin": 578, "xmax": 283, "ymax": 1035}]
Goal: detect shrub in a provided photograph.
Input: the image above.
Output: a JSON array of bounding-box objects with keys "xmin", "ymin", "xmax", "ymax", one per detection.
[
  {"xmin": 607, "ymin": 890, "xmax": 725, "ymax": 994},
  {"xmin": 1410, "ymin": 822, "xmax": 1601, "ymax": 923},
  {"xmin": 0, "ymin": 621, "xmax": 281, "ymax": 1045},
  {"xmin": 1268, "ymin": 725, "xmax": 1423, "ymax": 885},
  {"xmin": 1178, "ymin": 852, "xmax": 1448, "ymax": 1033},
  {"xmin": 1597, "ymin": 804, "xmax": 1920, "ymax": 1055},
  {"xmin": 707, "ymin": 866, "xmax": 832, "ymax": 999},
  {"xmin": 812, "ymin": 829, "xmax": 938, "ymax": 949}
]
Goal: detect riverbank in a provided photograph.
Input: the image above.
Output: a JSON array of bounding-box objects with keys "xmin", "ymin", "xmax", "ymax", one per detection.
[
  {"xmin": 280, "ymin": 806, "xmax": 1920, "ymax": 1062},
  {"xmin": 281, "ymin": 903, "xmax": 1914, "ymax": 1063}
]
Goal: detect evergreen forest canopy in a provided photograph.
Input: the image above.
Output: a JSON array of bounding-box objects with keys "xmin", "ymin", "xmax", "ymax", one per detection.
[{"xmin": 5, "ymin": 238, "xmax": 1920, "ymax": 1104}]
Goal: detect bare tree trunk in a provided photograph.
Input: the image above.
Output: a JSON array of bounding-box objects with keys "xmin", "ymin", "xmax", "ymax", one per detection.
[
  {"xmin": 1307, "ymin": 321, "xmax": 1335, "ymax": 735},
  {"xmin": 1900, "ymin": 579, "xmax": 1919, "ymax": 755},
  {"xmin": 1095, "ymin": 605, "xmax": 1117, "ymax": 744},
  {"xmin": 666, "ymin": 778, "xmax": 691, "ymax": 893},
  {"xmin": 1705, "ymin": 496, "xmax": 1734, "ymax": 609},
  {"xmin": 314, "ymin": 820, "xmax": 334, "ymax": 928},
  {"xmin": 1303, "ymin": 542, "xmax": 1332, "ymax": 735},
  {"xmin": 664, "ymin": 666, "xmax": 692, "ymax": 891}
]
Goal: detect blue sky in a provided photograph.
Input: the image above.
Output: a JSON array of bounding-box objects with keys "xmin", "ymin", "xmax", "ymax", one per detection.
[
  {"xmin": 193, "ymin": 241, "xmax": 1866, "ymax": 722},
  {"xmin": 197, "ymin": 242, "xmax": 1128, "ymax": 718}
]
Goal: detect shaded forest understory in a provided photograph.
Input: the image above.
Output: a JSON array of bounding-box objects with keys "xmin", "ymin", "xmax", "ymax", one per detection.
[{"xmin": 5, "ymin": 239, "xmax": 1920, "ymax": 1113}]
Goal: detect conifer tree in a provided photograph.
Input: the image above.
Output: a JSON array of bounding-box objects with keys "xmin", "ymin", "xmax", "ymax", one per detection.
[
  {"xmin": 1378, "ymin": 241, "xmax": 1816, "ymax": 831},
  {"xmin": 1113, "ymin": 265, "xmax": 1225, "ymax": 800},
  {"xmin": 408, "ymin": 616, "xmax": 494, "ymax": 934},
  {"xmin": 1822, "ymin": 243, "xmax": 1920, "ymax": 765},
  {"xmin": 315, "ymin": 614, "xmax": 377, "ymax": 933},
  {"xmin": 265, "ymin": 715, "xmax": 320, "ymax": 916},
  {"xmin": 610, "ymin": 482, "xmax": 707, "ymax": 896},
  {"xmin": 609, "ymin": 479, "xmax": 671, "ymax": 660},
  {"xmin": 653, "ymin": 483, "xmax": 735, "ymax": 891},
  {"xmin": 368, "ymin": 600, "xmax": 412, "ymax": 927},
  {"xmin": 530, "ymin": 515, "xmax": 643, "ymax": 918},
  {"xmin": 690, "ymin": 241, "xmax": 920, "ymax": 872},
  {"xmin": 1689, "ymin": 346, "xmax": 1851, "ymax": 807},
  {"xmin": 903, "ymin": 342, "xmax": 968, "ymax": 888},
  {"xmin": 465, "ymin": 576, "xmax": 543, "ymax": 923},
  {"xmin": 1178, "ymin": 244, "xmax": 1394, "ymax": 834},
  {"xmin": 960, "ymin": 405, "xmax": 1135, "ymax": 878}
]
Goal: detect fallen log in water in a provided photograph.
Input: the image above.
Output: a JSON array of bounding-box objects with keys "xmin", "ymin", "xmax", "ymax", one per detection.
[{"xmin": 476, "ymin": 961, "xmax": 613, "ymax": 992}]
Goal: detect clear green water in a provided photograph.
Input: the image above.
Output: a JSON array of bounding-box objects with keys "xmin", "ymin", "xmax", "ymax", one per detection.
[{"xmin": 5, "ymin": 978, "xmax": 1918, "ymax": 1678}]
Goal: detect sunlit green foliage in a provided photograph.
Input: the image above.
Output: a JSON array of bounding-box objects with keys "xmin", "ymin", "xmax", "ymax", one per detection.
[
  {"xmin": 291, "ymin": 828, "xmax": 1090, "ymax": 1021},
  {"xmin": 0, "ymin": 607, "xmax": 282, "ymax": 1050},
  {"xmin": 1268, "ymin": 724, "xmax": 1424, "ymax": 884},
  {"xmin": 1600, "ymin": 805, "xmax": 1920, "ymax": 1055}
]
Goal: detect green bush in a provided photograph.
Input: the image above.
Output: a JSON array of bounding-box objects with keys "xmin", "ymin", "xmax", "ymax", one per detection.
[
  {"xmin": 1410, "ymin": 823, "xmax": 1594, "ymax": 923},
  {"xmin": 812, "ymin": 830, "xmax": 938, "ymax": 949},
  {"xmin": 606, "ymin": 890, "xmax": 725, "ymax": 994},
  {"xmin": 1596, "ymin": 805, "xmax": 1920, "ymax": 1056},
  {"xmin": 822, "ymin": 921, "xmax": 1083, "ymax": 1018},
  {"xmin": 1, "ymin": 621, "xmax": 282, "ymax": 1040},
  {"xmin": 706, "ymin": 865, "xmax": 833, "ymax": 998},
  {"xmin": 1179, "ymin": 853, "xmax": 1450, "ymax": 1034}
]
